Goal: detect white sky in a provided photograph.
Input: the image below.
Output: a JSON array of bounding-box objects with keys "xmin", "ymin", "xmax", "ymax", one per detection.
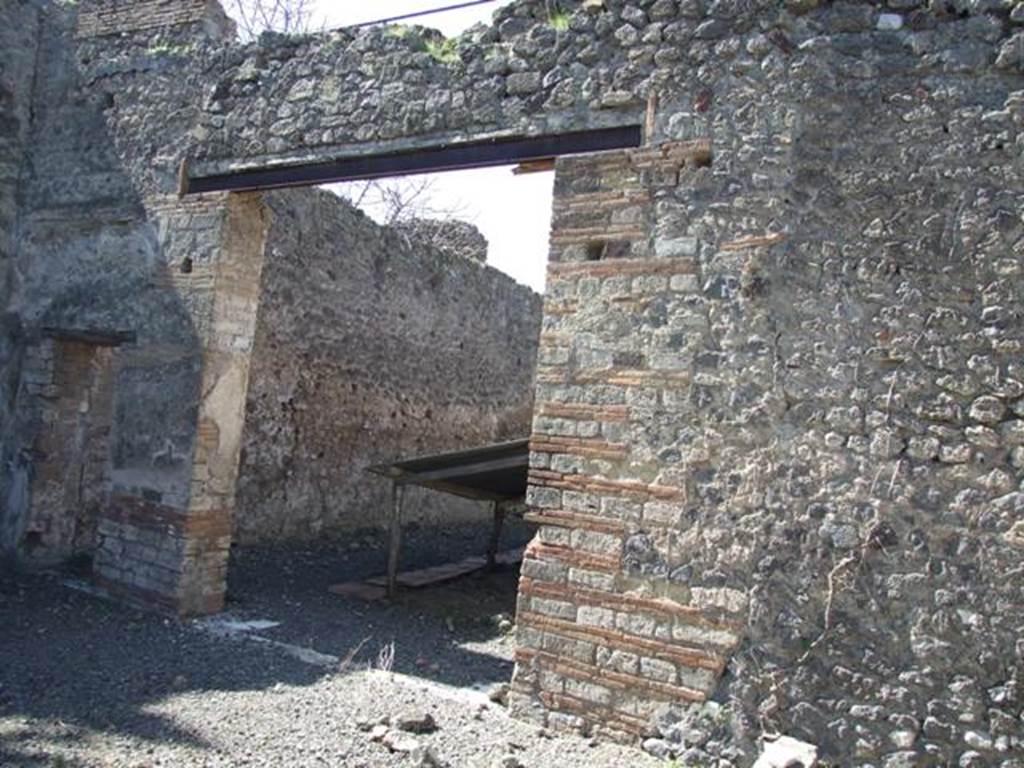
[
  {"xmin": 310, "ymin": 0, "xmax": 512, "ymax": 37},
  {"xmin": 242, "ymin": 1, "xmax": 553, "ymax": 292}
]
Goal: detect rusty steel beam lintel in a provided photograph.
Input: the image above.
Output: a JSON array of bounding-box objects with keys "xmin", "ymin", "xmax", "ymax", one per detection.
[
  {"xmin": 185, "ymin": 126, "xmax": 643, "ymax": 195},
  {"xmin": 40, "ymin": 327, "xmax": 137, "ymax": 347}
]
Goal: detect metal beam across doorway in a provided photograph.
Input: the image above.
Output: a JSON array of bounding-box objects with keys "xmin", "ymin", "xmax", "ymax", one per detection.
[{"xmin": 183, "ymin": 125, "xmax": 643, "ymax": 195}]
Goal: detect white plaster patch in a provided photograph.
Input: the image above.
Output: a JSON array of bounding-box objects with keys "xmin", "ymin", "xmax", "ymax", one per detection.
[
  {"xmin": 877, "ymin": 13, "xmax": 903, "ymax": 30},
  {"xmin": 753, "ymin": 735, "xmax": 819, "ymax": 767},
  {"xmin": 194, "ymin": 614, "xmax": 341, "ymax": 668},
  {"xmin": 249, "ymin": 636, "xmax": 339, "ymax": 667}
]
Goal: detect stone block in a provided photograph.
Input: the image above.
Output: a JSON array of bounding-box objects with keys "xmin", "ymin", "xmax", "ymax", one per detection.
[
  {"xmin": 639, "ymin": 656, "xmax": 677, "ymax": 684},
  {"xmin": 568, "ymin": 567, "xmax": 616, "ymax": 592},
  {"xmin": 527, "ymin": 486, "xmax": 563, "ymax": 509},
  {"xmin": 522, "ymin": 557, "xmax": 569, "ymax": 584},
  {"xmin": 565, "ymin": 677, "xmax": 613, "ymax": 706},
  {"xmin": 531, "ymin": 597, "xmax": 578, "ymax": 620},
  {"xmin": 578, "ymin": 605, "xmax": 616, "ymax": 629}
]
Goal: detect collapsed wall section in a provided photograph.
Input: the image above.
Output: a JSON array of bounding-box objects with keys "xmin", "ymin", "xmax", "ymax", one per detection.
[{"xmin": 235, "ymin": 189, "xmax": 542, "ymax": 543}]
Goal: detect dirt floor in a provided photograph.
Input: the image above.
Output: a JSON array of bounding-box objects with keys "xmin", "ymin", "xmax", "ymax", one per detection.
[{"xmin": 0, "ymin": 522, "xmax": 662, "ymax": 768}]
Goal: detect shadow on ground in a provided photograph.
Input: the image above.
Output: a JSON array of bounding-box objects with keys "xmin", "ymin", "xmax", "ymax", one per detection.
[
  {"xmin": 0, "ymin": 520, "xmax": 534, "ymax": 766},
  {"xmin": 225, "ymin": 519, "xmax": 537, "ymax": 689},
  {"xmin": 0, "ymin": 566, "xmax": 327, "ymax": 766}
]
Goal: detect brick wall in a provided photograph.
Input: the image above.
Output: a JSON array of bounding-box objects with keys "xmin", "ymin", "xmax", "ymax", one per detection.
[
  {"xmin": 19, "ymin": 339, "xmax": 116, "ymax": 565},
  {"xmin": 510, "ymin": 142, "xmax": 734, "ymax": 742},
  {"xmin": 76, "ymin": 0, "xmax": 234, "ymax": 39}
]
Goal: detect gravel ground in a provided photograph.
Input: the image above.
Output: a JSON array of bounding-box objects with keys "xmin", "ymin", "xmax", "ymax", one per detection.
[
  {"xmin": 0, "ymin": 521, "xmax": 662, "ymax": 768},
  {"xmin": 224, "ymin": 521, "xmax": 539, "ymax": 689}
]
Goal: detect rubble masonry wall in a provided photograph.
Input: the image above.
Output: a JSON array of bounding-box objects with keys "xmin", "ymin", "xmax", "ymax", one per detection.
[
  {"xmin": 1, "ymin": 0, "xmax": 1022, "ymax": 763},
  {"xmin": 236, "ymin": 188, "xmax": 541, "ymax": 543}
]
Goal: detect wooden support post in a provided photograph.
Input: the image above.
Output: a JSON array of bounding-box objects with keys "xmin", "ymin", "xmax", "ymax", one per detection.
[
  {"xmin": 645, "ymin": 91, "xmax": 659, "ymax": 145},
  {"xmin": 387, "ymin": 483, "xmax": 404, "ymax": 598},
  {"xmin": 487, "ymin": 500, "xmax": 506, "ymax": 571}
]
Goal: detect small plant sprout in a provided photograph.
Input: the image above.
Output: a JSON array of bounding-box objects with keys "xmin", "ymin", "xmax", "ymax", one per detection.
[
  {"xmin": 548, "ymin": 7, "xmax": 570, "ymax": 31},
  {"xmin": 425, "ymin": 37, "xmax": 460, "ymax": 64}
]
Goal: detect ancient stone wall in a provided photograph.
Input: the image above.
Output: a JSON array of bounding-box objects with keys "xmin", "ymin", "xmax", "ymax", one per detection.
[
  {"xmin": 235, "ymin": 188, "xmax": 541, "ymax": 544},
  {"xmin": 16, "ymin": 336, "xmax": 117, "ymax": 566},
  {"xmin": 75, "ymin": 0, "xmax": 234, "ymax": 39},
  {"xmin": 506, "ymin": 6, "xmax": 1024, "ymax": 765},
  {"xmin": 392, "ymin": 218, "xmax": 490, "ymax": 264},
  {"xmin": 174, "ymin": 0, "xmax": 1023, "ymax": 760},
  {"xmin": 1, "ymin": 0, "xmax": 1023, "ymax": 762},
  {"xmin": 0, "ymin": 0, "xmax": 243, "ymax": 613},
  {"xmin": 0, "ymin": 0, "xmax": 39, "ymax": 304},
  {"xmin": 512, "ymin": 140, "xmax": 733, "ymax": 744},
  {"xmin": 0, "ymin": 0, "xmax": 43, "ymax": 559},
  {"xmin": 189, "ymin": 0, "xmax": 646, "ymax": 177}
]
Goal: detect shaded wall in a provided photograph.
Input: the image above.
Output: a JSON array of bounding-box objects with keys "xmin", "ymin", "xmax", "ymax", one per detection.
[
  {"xmin": 235, "ymin": 188, "xmax": 542, "ymax": 543},
  {"xmin": 0, "ymin": 0, "xmax": 244, "ymax": 615},
  {"xmin": 0, "ymin": 0, "xmax": 42, "ymax": 558}
]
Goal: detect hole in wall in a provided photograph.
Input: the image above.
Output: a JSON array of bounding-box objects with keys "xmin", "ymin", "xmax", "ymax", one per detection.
[
  {"xmin": 585, "ymin": 242, "xmax": 605, "ymax": 261},
  {"xmin": 180, "ymin": 257, "xmax": 193, "ymax": 274},
  {"xmin": 225, "ymin": 146, "xmax": 553, "ymax": 683},
  {"xmin": 604, "ymin": 241, "xmax": 632, "ymax": 260},
  {"xmin": 67, "ymin": 552, "xmax": 94, "ymax": 577}
]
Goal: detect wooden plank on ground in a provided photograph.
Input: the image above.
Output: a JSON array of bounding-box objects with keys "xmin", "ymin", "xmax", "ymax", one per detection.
[{"xmin": 329, "ymin": 547, "xmax": 526, "ymax": 600}]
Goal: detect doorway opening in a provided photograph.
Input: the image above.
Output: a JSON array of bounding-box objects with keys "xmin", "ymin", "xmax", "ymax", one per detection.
[
  {"xmin": 181, "ymin": 118, "xmax": 641, "ymax": 690},
  {"xmin": 18, "ymin": 332, "xmax": 121, "ymax": 576},
  {"xmin": 219, "ymin": 157, "xmax": 564, "ymax": 689}
]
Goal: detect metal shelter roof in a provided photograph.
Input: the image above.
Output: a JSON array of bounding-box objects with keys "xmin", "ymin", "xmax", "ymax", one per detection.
[{"xmin": 366, "ymin": 438, "xmax": 529, "ymax": 502}]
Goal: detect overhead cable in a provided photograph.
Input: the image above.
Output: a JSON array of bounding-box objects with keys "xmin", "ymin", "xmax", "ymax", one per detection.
[{"xmin": 344, "ymin": 0, "xmax": 503, "ymax": 30}]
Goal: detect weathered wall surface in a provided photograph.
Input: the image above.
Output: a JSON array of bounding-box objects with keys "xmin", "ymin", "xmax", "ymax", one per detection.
[
  {"xmin": 393, "ymin": 218, "xmax": 489, "ymax": 264},
  {"xmin": 507, "ymin": 5, "xmax": 1024, "ymax": 767},
  {"xmin": 190, "ymin": 0, "xmax": 647, "ymax": 176},
  {"xmin": 235, "ymin": 189, "xmax": 541, "ymax": 543},
  {"xmin": 0, "ymin": 0, "xmax": 245, "ymax": 614},
  {"xmin": 1, "ymin": 0, "xmax": 1023, "ymax": 762},
  {"xmin": 0, "ymin": 0, "xmax": 39, "ymax": 304},
  {"xmin": 0, "ymin": 0, "xmax": 43, "ymax": 559}
]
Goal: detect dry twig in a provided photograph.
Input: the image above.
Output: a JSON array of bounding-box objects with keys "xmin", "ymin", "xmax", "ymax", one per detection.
[
  {"xmin": 227, "ymin": 0, "xmax": 315, "ymax": 39},
  {"xmin": 376, "ymin": 641, "xmax": 395, "ymax": 673},
  {"xmin": 338, "ymin": 635, "xmax": 371, "ymax": 674}
]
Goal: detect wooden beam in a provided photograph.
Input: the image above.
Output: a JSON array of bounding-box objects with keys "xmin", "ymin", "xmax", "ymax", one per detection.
[
  {"xmin": 644, "ymin": 91, "xmax": 659, "ymax": 145},
  {"xmin": 513, "ymin": 158, "xmax": 556, "ymax": 175},
  {"xmin": 177, "ymin": 157, "xmax": 190, "ymax": 198},
  {"xmin": 41, "ymin": 327, "xmax": 136, "ymax": 347},
  {"xmin": 419, "ymin": 480, "xmax": 518, "ymax": 503},
  {"xmin": 387, "ymin": 483, "xmax": 404, "ymax": 598}
]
